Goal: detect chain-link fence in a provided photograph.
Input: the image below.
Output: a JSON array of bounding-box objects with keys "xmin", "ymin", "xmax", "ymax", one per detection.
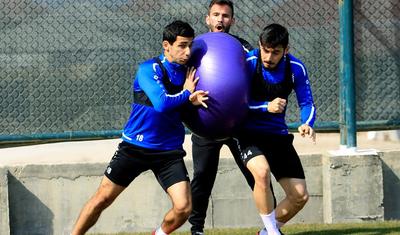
[{"xmin": 0, "ymin": 0, "xmax": 399, "ymax": 142}]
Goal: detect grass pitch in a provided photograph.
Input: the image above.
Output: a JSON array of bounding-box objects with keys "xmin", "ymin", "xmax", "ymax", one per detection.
[{"xmin": 94, "ymin": 220, "xmax": 400, "ymax": 234}]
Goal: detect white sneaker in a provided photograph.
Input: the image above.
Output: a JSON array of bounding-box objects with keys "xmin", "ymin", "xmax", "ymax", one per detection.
[
  {"xmin": 257, "ymin": 228, "xmax": 268, "ymax": 235},
  {"xmin": 257, "ymin": 228, "xmax": 284, "ymax": 235}
]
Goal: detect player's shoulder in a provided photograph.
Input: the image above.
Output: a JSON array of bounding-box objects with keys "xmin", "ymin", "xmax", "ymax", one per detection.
[
  {"xmin": 288, "ymin": 54, "xmax": 307, "ymax": 77},
  {"xmin": 139, "ymin": 57, "xmax": 162, "ymax": 73},
  {"xmin": 140, "ymin": 56, "xmax": 158, "ymax": 68},
  {"xmin": 136, "ymin": 56, "xmax": 164, "ymax": 81},
  {"xmin": 246, "ymin": 49, "xmax": 259, "ymax": 61},
  {"xmin": 230, "ymin": 34, "xmax": 254, "ymax": 52}
]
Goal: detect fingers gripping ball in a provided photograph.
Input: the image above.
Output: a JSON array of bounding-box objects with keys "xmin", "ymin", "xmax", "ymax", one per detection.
[{"xmin": 184, "ymin": 32, "xmax": 249, "ymax": 138}]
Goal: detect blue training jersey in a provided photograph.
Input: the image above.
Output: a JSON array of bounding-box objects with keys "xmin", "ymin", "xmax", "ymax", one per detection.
[
  {"xmin": 122, "ymin": 54, "xmax": 191, "ymax": 150},
  {"xmin": 244, "ymin": 49, "xmax": 316, "ymax": 135}
]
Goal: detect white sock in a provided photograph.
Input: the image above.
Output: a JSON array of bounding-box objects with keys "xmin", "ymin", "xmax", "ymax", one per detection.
[
  {"xmin": 155, "ymin": 226, "xmax": 168, "ymax": 235},
  {"xmin": 260, "ymin": 210, "xmax": 280, "ymax": 235}
]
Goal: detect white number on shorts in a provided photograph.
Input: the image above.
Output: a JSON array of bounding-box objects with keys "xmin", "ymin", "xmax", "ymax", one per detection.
[
  {"xmin": 136, "ymin": 134, "xmax": 144, "ymax": 141},
  {"xmin": 241, "ymin": 149, "xmax": 253, "ymax": 160}
]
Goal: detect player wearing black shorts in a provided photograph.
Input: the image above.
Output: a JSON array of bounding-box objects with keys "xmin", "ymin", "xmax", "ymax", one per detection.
[
  {"xmin": 188, "ymin": 1, "xmax": 278, "ymax": 235},
  {"xmin": 105, "ymin": 141, "xmax": 189, "ymax": 191},
  {"xmin": 71, "ymin": 21, "xmax": 209, "ymax": 235},
  {"xmin": 237, "ymin": 24, "xmax": 316, "ymax": 235}
]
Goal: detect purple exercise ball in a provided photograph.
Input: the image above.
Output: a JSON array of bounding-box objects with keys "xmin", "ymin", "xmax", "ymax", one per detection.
[{"xmin": 184, "ymin": 32, "xmax": 249, "ymax": 138}]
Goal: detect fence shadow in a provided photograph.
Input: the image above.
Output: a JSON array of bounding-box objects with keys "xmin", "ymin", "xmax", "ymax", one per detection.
[
  {"xmin": 382, "ymin": 160, "xmax": 400, "ymax": 220},
  {"xmin": 8, "ymin": 173, "xmax": 54, "ymax": 235}
]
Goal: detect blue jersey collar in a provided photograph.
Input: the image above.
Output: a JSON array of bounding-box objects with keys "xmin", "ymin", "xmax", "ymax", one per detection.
[{"xmin": 159, "ymin": 54, "xmax": 187, "ymax": 72}]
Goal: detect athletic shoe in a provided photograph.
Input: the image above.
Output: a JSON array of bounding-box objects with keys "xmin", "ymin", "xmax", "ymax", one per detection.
[
  {"xmin": 257, "ymin": 228, "xmax": 284, "ymax": 235},
  {"xmin": 192, "ymin": 232, "xmax": 204, "ymax": 235},
  {"xmin": 257, "ymin": 228, "xmax": 267, "ymax": 235}
]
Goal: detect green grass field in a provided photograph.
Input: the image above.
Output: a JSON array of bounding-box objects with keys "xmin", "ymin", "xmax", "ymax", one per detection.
[{"xmin": 93, "ymin": 221, "xmax": 400, "ymax": 235}]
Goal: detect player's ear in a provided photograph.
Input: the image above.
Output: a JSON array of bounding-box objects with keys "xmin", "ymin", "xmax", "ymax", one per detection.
[
  {"xmin": 284, "ymin": 45, "xmax": 290, "ymax": 55},
  {"xmin": 258, "ymin": 41, "xmax": 263, "ymax": 49},
  {"xmin": 205, "ymin": 15, "xmax": 210, "ymax": 27},
  {"xmin": 162, "ymin": 40, "xmax": 170, "ymax": 52}
]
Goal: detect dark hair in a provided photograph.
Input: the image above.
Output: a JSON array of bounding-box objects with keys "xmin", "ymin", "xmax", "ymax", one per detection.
[
  {"xmin": 259, "ymin": 23, "xmax": 289, "ymax": 48},
  {"xmin": 208, "ymin": 0, "xmax": 234, "ymax": 17},
  {"xmin": 163, "ymin": 20, "xmax": 195, "ymax": 44}
]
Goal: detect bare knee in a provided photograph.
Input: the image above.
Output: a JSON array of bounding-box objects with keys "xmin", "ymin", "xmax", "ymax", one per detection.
[
  {"xmin": 173, "ymin": 199, "xmax": 192, "ymax": 219},
  {"xmin": 252, "ymin": 165, "xmax": 272, "ymax": 188},
  {"xmin": 289, "ymin": 189, "xmax": 309, "ymax": 208},
  {"xmin": 297, "ymin": 191, "xmax": 309, "ymax": 207}
]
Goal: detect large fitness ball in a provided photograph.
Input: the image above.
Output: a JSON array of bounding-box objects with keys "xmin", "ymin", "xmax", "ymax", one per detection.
[{"xmin": 183, "ymin": 32, "xmax": 249, "ymax": 139}]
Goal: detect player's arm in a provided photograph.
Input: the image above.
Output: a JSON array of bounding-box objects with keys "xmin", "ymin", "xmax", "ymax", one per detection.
[
  {"xmin": 246, "ymin": 49, "xmax": 274, "ymax": 112},
  {"xmin": 249, "ymin": 98, "xmax": 287, "ymax": 113},
  {"xmin": 137, "ymin": 64, "xmax": 191, "ymax": 112},
  {"xmin": 292, "ymin": 62, "xmax": 316, "ymax": 143},
  {"xmin": 246, "ymin": 49, "xmax": 288, "ymax": 113}
]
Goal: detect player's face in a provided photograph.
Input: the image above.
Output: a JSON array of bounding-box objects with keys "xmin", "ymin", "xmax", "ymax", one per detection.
[
  {"xmin": 259, "ymin": 42, "xmax": 289, "ymax": 69},
  {"xmin": 163, "ymin": 36, "xmax": 193, "ymax": 65},
  {"xmin": 206, "ymin": 4, "xmax": 235, "ymax": 33}
]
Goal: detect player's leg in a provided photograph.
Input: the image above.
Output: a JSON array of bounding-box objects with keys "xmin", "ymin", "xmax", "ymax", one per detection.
[
  {"xmin": 228, "ymin": 137, "xmax": 278, "ymax": 207},
  {"xmin": 72, "ymin": 141, "xmax": 145, "ymax": 235},
  {"xmin": 247, "ymin": 154, "xmax": 276, "ymax": 213},
  {"xmin": 227, "ymin": 137, "xmax": 255, "ymax": 189},
  {"xmin": 159, "ymin": 181, "xmax": 192, "ymax": 234},
  {"xmin": 71, "ymin": 176, "xmax": 125, "ymax": 235},
  {"xmin": 237, "ymin": 131, "xmax": 282, "ymax": 235},
  {"xmin": 189, "ymin": 135, "xmax": 223, "ymax": 234},
  {"xmin": 240, "ymin": 143, "xmax": 280, "ymax": 235},
  {"xmin": 275, "ymin": 177, "xmax": 308, "ymax": 223},
  {"xmin": 267, "ymin": 134, "xmax": 308, "ymax": 227},
  {"xmin": 246, "ymin": 154, "xmax": 281, "ymax": 235},
  {"xmin": 231, "ymin": 137, "xmax": 281, "ymax": 235},
  {"xmin": 153, "ymin": 154, "xmax": 191, "ymax": 234}
]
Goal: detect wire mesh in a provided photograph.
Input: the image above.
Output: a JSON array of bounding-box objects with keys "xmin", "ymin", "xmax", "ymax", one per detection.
[{"xmin": 0, "ymin": 0, "xmax": 399, "ymax": 139}]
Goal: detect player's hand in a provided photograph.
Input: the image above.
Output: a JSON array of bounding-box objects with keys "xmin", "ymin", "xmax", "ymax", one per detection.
[
  {"xmin": 298, "ymin": 124, "xmax": 316, "ymax": 144},
  {"xmin": 189, "ymin": 90, "xmax": 209, "ymax": 108},
  {"xmin": 267, "ymin": 97, "xmax": 287, "ymax": 113},
  {"xmin": 183, "ymin": 67, "xmax": 198, "ymax": 93}
]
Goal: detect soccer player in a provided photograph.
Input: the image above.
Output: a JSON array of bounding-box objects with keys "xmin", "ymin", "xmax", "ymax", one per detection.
[
  {"xmin": 188, "ymin": 1, "xmax": 260, "ymax": 235},
  {"xmin": 238, "ymin": 23, "xmax": 316, "ymax": 235},
  {"xmin": 71, "ymin": 20, "xmax": 208, "ymax": 235}
]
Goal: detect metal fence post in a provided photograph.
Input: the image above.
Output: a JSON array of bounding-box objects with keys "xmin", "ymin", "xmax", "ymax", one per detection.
[{"xmin": 339, "ymin": 0, "xmax": 357, "ymax": 148}]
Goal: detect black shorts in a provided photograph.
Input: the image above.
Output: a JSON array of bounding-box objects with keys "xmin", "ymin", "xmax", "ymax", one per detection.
[
  {"xmin": 104, "ymin": 141, "xmax": 189, "ymax": 191},
  {"xmin": 237, "ymin": 133, "xmax": 305, "ymax": 181}
]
